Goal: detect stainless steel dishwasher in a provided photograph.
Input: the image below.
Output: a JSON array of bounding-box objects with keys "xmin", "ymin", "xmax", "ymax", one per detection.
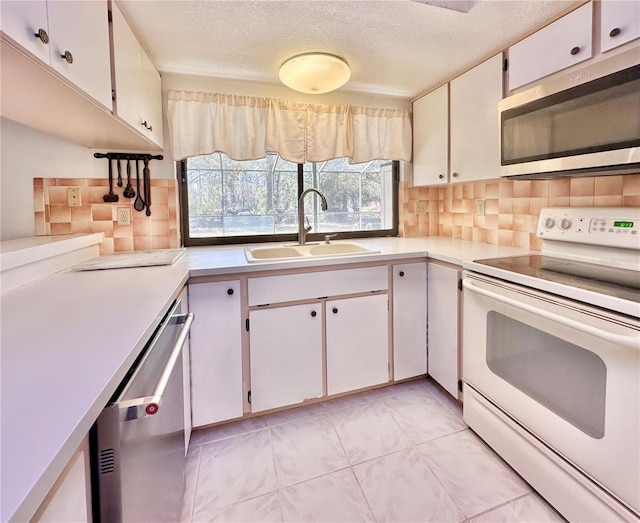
[{"xmin": 91, "ymin": 299, "xmax": 194, "ymax": 522}]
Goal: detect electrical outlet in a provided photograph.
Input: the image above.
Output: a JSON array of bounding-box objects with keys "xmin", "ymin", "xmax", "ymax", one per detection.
[
  {"xmin": 67, "ymin": 187, "xmax": 81, "ymax": 207},
  {"xmin": 475, "ymin": 199, "xmax": 486, "ymax": 216},
  {"xmin": 415, "ymin": 201, "xmax": 428, "ymax": 215},
  {"xmin": 117, "ymin": 207, "xmax": 131, "ymax": 226}
]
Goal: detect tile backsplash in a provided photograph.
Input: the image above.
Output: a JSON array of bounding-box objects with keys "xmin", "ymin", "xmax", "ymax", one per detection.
[
  {"xmin": 34, "ymin": 178, "xmax": 180, "ymax": 254},
  {"xmin": 400, "ymin": 174, "xmax": 640, "ymax": 251},
  {"xmin": 34, "ymin": 173, "xmax": 640, "ymax": 254}
]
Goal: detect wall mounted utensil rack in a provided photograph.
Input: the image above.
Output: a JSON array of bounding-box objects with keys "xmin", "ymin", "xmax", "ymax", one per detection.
[{"xmin": 94, "ymin": 152, "xmax": 164, "ymax": 216}]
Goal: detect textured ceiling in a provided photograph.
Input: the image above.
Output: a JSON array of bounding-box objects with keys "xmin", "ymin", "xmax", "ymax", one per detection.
[{"xmin": 117, "ymin": 0, "xmax": 581, "ymax": 100}]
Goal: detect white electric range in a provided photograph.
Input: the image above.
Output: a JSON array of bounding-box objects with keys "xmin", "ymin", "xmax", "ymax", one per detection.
[{"xmin": 462, "ymin": 207, "xmax": 640, "ymax": 522}]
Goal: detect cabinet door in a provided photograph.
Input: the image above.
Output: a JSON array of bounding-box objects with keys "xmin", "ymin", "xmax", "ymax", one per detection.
[
  {"xmin": 0, "ymin": 0, "xmax": 50, "ymax": 64},
  {"xmin": 32, "ymin": 438, "xmax": 91, "ymax": 522},
  {"xmin": 111, "ymin": 2, "xmax": 145, "ymax": 133},
  {"xmin": 47, "ymin": 1, "xmax": 112, "ymax": 109},
  {"xmin": 393, "ymin": 263, "xmax": 427, "ymax": 380},
  {"xmin": 427, "ymin": 262, "xmax": 460, "ymax": 398},
  {"xmin": 188, "ymin": 281, "xmax": 243, "ymax": 427},
  {"xmin": 450, "ymin": 54, "xmax": 503, "ymax": 183},
  {"xmin": 327, "ymin": 294, "xmax": 389, "ymax": 395},
  {"xmin": 140, "ymin": 47, "xmax": 164, "ymax": 147},
  {"xmin": 508, "ymin": 3, "xmax": 593, "ymax": 90},
  {"xmin": 249, "ymin": 304, "xmax": 323, "ymax": 413},
  {"xmin": 600, "ymin": 0, "xmax": 640, "ymax": 53},
  {"xmin": 412, "ymin": 84, "xmax": 448, "ymax": 186}
]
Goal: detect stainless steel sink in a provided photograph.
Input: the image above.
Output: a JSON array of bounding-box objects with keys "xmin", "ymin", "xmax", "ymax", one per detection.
[{"xmin": 245, "ymin": 242, "xmax": 379, "ymax": 263}]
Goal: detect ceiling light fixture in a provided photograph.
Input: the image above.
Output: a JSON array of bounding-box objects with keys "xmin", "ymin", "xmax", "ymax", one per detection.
[{"xmin": 279, "ymin": 53, "xmax": 351, "ymax": 94}]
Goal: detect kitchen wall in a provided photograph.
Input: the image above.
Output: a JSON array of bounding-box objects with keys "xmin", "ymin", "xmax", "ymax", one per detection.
[
  {"xmin": 400, "ymin": 173, "xmax": 640, "ymax": 250},
  {"xmin": 0, "ymin": 117, "xmax": 176, "ymax": 243},
  {"xmin": 33, "ymin": 177, "xmax": 180, "ymax": 254}
]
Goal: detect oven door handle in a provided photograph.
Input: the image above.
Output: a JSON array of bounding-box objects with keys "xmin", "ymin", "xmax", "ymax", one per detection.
[
  {"xmin": 119, "ymin": 312, "xmax": 195, "ymax": 419},
  {"xmin": 463, "ymin": 279, "xmax": 640, "ymax": 349}
]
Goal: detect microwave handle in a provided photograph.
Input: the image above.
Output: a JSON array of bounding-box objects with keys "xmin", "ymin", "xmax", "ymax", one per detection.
[
  {"xmin": 119, "ymin": 312, "xmax": 195, "ymax": 418},
  {"xmin": 462, "ymin": 279, "xmax": 640, "ymax": 350}
]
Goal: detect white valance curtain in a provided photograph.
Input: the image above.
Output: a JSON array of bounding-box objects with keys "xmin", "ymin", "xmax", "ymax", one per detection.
[{"xmin": 166, "ymin": 90, "xmax": 412, "ymax": 164}]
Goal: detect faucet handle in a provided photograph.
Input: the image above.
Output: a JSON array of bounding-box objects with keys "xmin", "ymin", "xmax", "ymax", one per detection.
[
  {"xmin": 324, "ymin": 234, "xmax": 338, "ymax": 244},
  {"xmin": 304, "ymin": 216, "xmax": 312, "ymax": 233}
]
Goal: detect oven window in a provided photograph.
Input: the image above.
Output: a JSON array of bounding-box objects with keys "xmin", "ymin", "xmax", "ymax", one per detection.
[{"xmin": 486, "ymin": 312, "xmax": 606, "ymax": 439}]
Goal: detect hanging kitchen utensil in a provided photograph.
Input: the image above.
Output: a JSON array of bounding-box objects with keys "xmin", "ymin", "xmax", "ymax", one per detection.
[
  {"xmin": 144, "ymin": 157, "xmax": 152, "ymax": 216},
  {"xmin": 103, "ymin": 157, "xmax": 119, "ymax": 202},
  {"xmin": 123, "ymin": 158, "xmax": 135, "ymax": 198},
  {"xmin": 116, "ymin": 157, "xmax": 123, "ymax": 187},
  {"xmin": 134, "ymin": 159, "xmax": 145, "ymax": 212}
]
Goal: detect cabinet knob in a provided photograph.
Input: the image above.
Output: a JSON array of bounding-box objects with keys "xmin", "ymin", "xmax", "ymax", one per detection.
[
  {"xmin": 399, "ymin": 271, "xmax": 405, "ymax": 277},
  {"xmin": 609, "ymin": 27, "xmax": 621, "ymax": 38},
  {"xmin": 310, "ymin": 310, "xmax": 317, "ymax": 318},
  {"xmin": 34, "ymin": 28, "xmax": 49, "ymax": 44},
  {"xmin": 142, "ymin": 120, "xmax": 153, "ymax": 132},
  {"xmin": 452, "ymin": 172, "xmax": 459, "ymax": 178},
  {"xmin": 438, "ymin": 174, "xmax": 444, "ymax": 179},
  {"xmin": 227, "ymin": 288, "xmax": 234, "ymax": 295},
  {"xmin": 332, "ymin": 307, "xmax": 338, "ymax": 314},
  {"xmin": 570, "ymin": 46, "xmax": 580, "ymax": 56},
  {"xmin": 61, "ymin": 51, "xmax": 73, "ymax": 64}
]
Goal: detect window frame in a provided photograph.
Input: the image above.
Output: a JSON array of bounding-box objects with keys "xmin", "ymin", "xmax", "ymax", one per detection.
[{"xmin": 178, "ymin": 158, "xmax": 399, "ymax": 247}]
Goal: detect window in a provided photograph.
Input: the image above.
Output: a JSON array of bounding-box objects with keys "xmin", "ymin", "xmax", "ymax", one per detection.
[{"xmin": 179, "ymin": 152, "xmax": 398, "ymax": 245}]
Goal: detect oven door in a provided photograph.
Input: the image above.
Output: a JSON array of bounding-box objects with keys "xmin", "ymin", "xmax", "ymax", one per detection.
[{"xmin": 462, "ymin": 272, "xmax": 640, "ymax": 515}]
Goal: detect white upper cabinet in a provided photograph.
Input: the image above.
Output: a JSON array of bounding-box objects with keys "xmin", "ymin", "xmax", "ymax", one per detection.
[
  {"xmin": 412, "ymin": 84, "xmax": 448, "ymax": 186},
  {"xmin": 1, "ymin": 1, "xmax": 50, "ymax": 63},
  {"xmin": 1, "ymin": 0, "xmax": 112, "ymax": 109},
  {"xmin": 508, "ymin": 2, "xmax": 593, "ymax": 91},
  {"xmin": 111, "ymin": 2, "xmax": 164, "ymax": 147},
  {"xmin": 413, "ymin": 54, "xmax": 502, "ymax": 186},
  {"xmin": 450, "ymin": 54, "xmax": 503, "ymax": 183},
  {"xmin": 47, "ymin": 1, "xmax": 112, "ymax": 109},
  {"xmin": 600, "ymin": 0, "xmax": 640, "ymax": 53}
]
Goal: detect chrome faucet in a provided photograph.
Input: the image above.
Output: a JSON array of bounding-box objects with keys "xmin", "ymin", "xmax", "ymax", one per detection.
[{"xmin": 297, "ymin": 188, "xmax": 328, "ymax": 245}]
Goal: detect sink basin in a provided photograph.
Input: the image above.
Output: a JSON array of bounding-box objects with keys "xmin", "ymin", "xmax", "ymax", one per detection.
[
  {"xmin": 245, "ymin": 246, "xmax": 304, "ymax": 260},
  {"xmin": 308, "ymin": 243, "xmax": 372, "ymax": 255},
  {"xmin": 245, "ymin": 242, "xmax": 379, "ymax": 262}
]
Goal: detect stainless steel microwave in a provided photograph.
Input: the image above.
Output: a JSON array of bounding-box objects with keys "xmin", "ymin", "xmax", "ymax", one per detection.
[{"xmin": 499, "ymin": 47, "xmax": 640, "ymax": 179}]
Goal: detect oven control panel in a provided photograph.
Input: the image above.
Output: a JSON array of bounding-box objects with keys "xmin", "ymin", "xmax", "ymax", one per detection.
[{"xmin": 537, "ymin": 207, "xmax": 640, "ymax": 249}]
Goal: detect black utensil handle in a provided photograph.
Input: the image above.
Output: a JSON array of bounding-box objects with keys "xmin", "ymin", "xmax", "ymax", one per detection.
[{"xmin": 116, "ymin": 159, "xmax": 123, "ymax": 187}]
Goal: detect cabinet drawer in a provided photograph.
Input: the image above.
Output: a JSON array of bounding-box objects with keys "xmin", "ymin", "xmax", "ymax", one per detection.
[{"xmin": 248, "ymin": 266, "xmax": 388, "ymax": 306}]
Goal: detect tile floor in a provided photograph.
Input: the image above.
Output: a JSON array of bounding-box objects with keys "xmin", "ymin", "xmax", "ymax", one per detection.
[{"xmin": 181, "ymin": 379, "xmax": 564, "ymax": 523}]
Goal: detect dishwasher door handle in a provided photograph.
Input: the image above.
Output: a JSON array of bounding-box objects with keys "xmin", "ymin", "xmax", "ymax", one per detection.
[{"xmin": 119, "ymin": 312, "xmax": 195, "ymax": 419}]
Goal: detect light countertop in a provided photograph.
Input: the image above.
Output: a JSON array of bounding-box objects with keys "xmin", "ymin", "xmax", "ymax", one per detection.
[{"xmin": 0, "ymin": 236, "xmax": 530, "ymax": 522}]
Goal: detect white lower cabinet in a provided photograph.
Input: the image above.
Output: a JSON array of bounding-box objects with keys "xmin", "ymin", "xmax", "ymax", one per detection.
[
  {"xmin": 188, "ymin": 281, "xmax": 243, "ymax": 427},
  {"xmin": 392, "ymin": 263, "xmax": 427, "ymax": 380},
  {"xmin": 32, "ymin": 437, "xmax": 91, "ymax": 522},
  {"xmin": 427, "ymin": 261, "xmax": 461, "ymax": 398},
  {"xmin": 326, "ymin": 294, "xmax": 389, "ymax": 395},
  {"xmin": 249, "ymin": 304, "xmax": 323, "ymax": 412}
]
